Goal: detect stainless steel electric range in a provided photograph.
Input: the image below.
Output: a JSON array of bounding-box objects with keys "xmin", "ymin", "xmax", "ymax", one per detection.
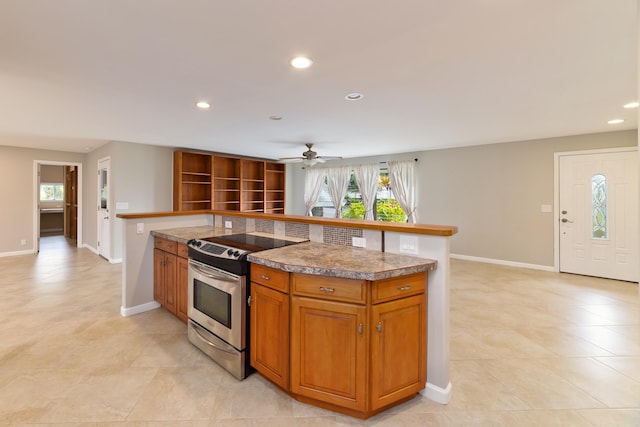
[{"xmin": 186, "ymin": 233, "xmax": 303, "ymax": 380}]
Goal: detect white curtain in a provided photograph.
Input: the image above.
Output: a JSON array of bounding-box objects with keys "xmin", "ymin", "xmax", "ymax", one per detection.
[
  {"xmin": 354, "ymin": 163, "xmax": 380, "ymax": 220},
  {"xmin": 326, "ymin": 166, "xmax": 351, "ymax": 218},
  {"xmin": 389, "ymin": 160, "xmax": 417, "ymax": 223},
  {"xmin": 303, "ymin": 167, "xmax": 327, "ymax": 216}
]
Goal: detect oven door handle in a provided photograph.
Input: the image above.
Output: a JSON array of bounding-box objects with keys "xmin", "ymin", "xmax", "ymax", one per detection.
[
  {"xmin": 190, "ymin": 261, "xmax": 239, "ymax": 283},
  {"xmin": 191, "ymin": 322, "xmax": 238, "ymax": 355}
]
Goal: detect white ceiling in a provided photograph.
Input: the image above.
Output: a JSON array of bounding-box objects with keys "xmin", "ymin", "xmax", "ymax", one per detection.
[{"xmin": 0, "ymin": 0, "xmax": 636, "ymax": 160}]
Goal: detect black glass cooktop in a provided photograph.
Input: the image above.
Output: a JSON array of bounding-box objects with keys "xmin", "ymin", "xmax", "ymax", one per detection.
[{"xmin": 202, "ymin": 233, "xmax": 305, "ymax": 252}]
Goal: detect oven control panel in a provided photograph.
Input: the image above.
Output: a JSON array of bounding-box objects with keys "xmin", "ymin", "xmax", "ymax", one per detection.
[{"xmin": 187, "ymin": 239, "xmax": 251, "ymax": 260}]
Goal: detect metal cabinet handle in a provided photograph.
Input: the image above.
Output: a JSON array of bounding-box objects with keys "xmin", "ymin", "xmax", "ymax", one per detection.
[
  {"xmin": 376, "ymin": 321, "xmax": 383, "ymax": 333},
  {"xmin": 319, "ymin": 287, "xmax": 335, "ymax": 293},
  {"xmin": 358, "ymin": 323, "xmax": 363, "ymax": 336},
  {"xmin": 260, "ymin": 274, "xmax": 270, "ymax": 280},
  {"xmin": 398, "ymin": 285, "xmax": 412, "ymax": 291}
]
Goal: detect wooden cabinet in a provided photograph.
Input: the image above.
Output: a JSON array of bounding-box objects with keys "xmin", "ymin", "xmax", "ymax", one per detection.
[
  {"xmin": 250, "ymin": 265, "xmax": 290, "ymax": 389},
  {"xmin": 173, "ymin": 150, "xmax": 285, "ymax": 213},
  {"xmin": 249, "ymin": 263, "xmax": 427, "ymax": 419},
  {"xmin": 176, "ymin": 256, "xmax": 189, "ymax": 323},
  {"xmin": 291, "ymin": 296, "xmax": 368, "ymax": 412},
  {"xmin": 153, "ymin": 237, "xmax": 188, "ymax": 324},
  {"xmin": 370, "ymin": 293, "xmax": 426, "ymax": 410}
]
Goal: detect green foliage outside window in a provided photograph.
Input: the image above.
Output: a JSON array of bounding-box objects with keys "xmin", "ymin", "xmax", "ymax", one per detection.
[
  {"xmin": 342, "ymin": 197, "xmax": 407, "ymax": 223},
  {"xmin": 40, "ymin": 183, "xmax": 64, "ymax": 201}
]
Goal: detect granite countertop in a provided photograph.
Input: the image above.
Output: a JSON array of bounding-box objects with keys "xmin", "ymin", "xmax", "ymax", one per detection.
[
  {"xmin": 248, "ymin": 241, "xmax": 437, "ymax": 281},
  {"xmin": 151, "ymin": 226, "xmax": 226, "ymax": 243},
  {"xmin": 151, "ymin": 226, "xmax": 437, "ymax": 281}
]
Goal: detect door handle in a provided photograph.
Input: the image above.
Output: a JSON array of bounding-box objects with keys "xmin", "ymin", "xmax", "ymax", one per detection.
[{"xmin": 561, "ymin": 218, "xmax": 573, "ymax": 223}]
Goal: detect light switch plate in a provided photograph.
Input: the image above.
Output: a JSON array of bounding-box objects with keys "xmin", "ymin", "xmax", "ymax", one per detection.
[
  {"xmin": 225, "ymin": 221, "xmax": 233, "ymax": 229},
  {"xmin": 136, "ymin": 223, "xmax": 144, "ymax": 234},
  {"xmin": 399, "ymin": 235, "xmax": 419, "ymax": 255}
]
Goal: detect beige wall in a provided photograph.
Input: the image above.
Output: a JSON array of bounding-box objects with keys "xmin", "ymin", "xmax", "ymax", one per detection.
[
  {"xmin": 0, "ymin": 141, "xmax": 173, "ymax": 258},
  {"xmin": 85, "ymin": 141, "xmax": 174, "ymax": 261},
  {"xmin": 0, "ymin": 145, "xmax": 85, "ymax": 254},
  {"xmin": 287, "ymin": 129, "xmax": 637, "ymax": 268}
]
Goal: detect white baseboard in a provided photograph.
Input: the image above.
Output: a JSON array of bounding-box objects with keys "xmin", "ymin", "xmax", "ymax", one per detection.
[
  {"xmin": 421, "ymin": 381, "xmax": 452, "ymax": 404},
  {"xmin": 0, "ymin": 248, "xmax": 36, "ymax": 258},
  {"xmin": 121, "ymin": 301, "xmax": 161, "ymax": 317},
  {"xmin": 451, "ymin": 254, "xmax": 556, "ymax": 272},
  {"xmin": 110, "ymin": 258, "xmax": 123, "ymax": 264},
  {"xmin": 83, "ymin": 244, "xmax": 99, "ymax": 255}
]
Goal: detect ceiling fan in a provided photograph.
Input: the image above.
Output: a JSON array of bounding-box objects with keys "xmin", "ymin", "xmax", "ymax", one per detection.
[{"xmin": 278, "ymin": 143, "xmax": 342, "ymax": 166}]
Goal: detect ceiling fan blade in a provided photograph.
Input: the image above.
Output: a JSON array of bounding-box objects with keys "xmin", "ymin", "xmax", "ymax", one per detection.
[
  {"xmin": 278, "ymin": 157, "xmax": 304, "ymax": 163},
  {"xmin": 317, "ymin": 156, "xmax": 342, "ymax": 160}
]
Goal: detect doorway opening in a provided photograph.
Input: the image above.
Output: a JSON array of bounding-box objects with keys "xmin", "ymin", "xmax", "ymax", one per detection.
[{"xmin": 34, "ymin": 160, "xmax": 83, "ymax": 253}]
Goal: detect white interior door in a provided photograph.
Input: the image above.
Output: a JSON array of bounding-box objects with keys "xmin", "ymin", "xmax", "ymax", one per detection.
[
  {"xmin": 98, "ymin": 157, "xmax": 110, "ymax": 260},
  {"xmin": 559, "ymin": 149, "xmax": 638, "ymax": 282}
]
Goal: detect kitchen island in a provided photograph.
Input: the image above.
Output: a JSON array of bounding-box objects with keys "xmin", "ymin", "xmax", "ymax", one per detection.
[
  {"xmin": 117, "ymin": 210, "xmax": 456, "ymax": 405},
  {"xmin": 247, "ymin": 243, "xmax": 436, "ymax": 418}
]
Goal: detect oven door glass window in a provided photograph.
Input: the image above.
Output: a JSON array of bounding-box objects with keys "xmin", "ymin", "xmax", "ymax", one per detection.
[{"xmin": 193, "ymin": 278, "xmax": 232, "ymax": 329}]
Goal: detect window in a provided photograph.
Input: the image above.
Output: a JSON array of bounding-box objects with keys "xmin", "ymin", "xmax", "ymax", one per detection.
[
  {"xmin": 311, "ymin": 167, "xmax": 407, "ymax": 222},
  {"xmin": 591, "ymin": 173, "xmax": 607, "ymax": 239},
  {"xmin": 40, "ymin": 183, "xmax": 64, "ymax": 201}
]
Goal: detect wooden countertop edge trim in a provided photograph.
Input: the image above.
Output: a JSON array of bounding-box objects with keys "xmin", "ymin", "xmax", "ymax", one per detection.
[{"xmin": 117, "ymin": 210, "xmax": 458, "ymax": 236}]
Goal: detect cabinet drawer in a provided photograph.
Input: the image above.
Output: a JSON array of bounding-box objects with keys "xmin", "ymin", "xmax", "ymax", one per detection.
[
  {"xmin": 251, "ymin": 264, "xmax": 289, "ymax": 293},
  {"xmin": 371, "ymin": 272, "xmax": 426, "ymax": 304},
  {"xmin": 177, "ymin": 242, "xmax": 189, "ymax": 258},
  {"xmin": 292, "ymin": 273, "xmax": 367, "ymax": 304},
  {"xmin": 154, "ymin": 237, "xmax": 177, "ymax": 254}
]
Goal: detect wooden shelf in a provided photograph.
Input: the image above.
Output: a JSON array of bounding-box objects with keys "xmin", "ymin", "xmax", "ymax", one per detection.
[{"xmin": 174, "ymin": 150, "xmax": 285, "ymax": 214}]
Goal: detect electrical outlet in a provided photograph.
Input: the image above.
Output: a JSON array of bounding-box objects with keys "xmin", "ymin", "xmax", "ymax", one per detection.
[
  {"xmin": 399, "ymin": 235, "xmax": 419, "ymax": 255},
  {"xmin": 352, "ymin": 237, "xmax": 366, "ymax": 248},
  {"xmin": 225, "ymin": 221, "xmax": 233, "ymax": 229},
  {"xmin": 20, "ymin": 239, "xmax": 26, "ymax": 246}
]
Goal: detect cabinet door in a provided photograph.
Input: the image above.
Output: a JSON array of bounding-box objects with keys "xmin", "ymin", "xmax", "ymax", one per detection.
[
  {"xmin": 176, "ymin": 256, "xmax": 189, "ymax": 323},
  {"xmin": 163, "ymin": 252, "xmax": 178, "ymax": 315},
  {"xmin": 250, "ymin": 283, "xmax": 289, "ymax": 388},
  {"xmin": 153, "ymin": 248, "xmax": 165, "ymax": 305},
  {"xmin": 370, "ymin": 294, "xmax": 426, "ymax": 410},
  {"xmin": 291, "ymin": 297, "xmax": 367, "ymax": 411}
]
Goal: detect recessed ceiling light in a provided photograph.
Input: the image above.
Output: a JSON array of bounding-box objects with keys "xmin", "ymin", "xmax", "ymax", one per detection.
[
  {"xmin": 345, "ymin": 92, "xmax": 364, "ymax": 101},
  {"xmin": 269, "ymin": 115, "xmax": 283, "ymax": 121},
  {"xmin": 290, "ymin": 56, "xmax": 313, "ymax": 69},
  {"xmin": 623, "ymin": 101, "xmax": 639, "ymax": 109},
  {"xmin": 195, "ymin": 101, "xmax": 211, "ymax": 109},
  {"xmin": 607, "ymin": 119, "xmax": 624, "ymax": 124}
]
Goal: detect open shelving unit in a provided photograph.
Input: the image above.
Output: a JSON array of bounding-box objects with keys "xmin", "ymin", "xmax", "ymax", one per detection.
[
  {"xmin": 241, "ymin": 159, "xmax": 265, "ymax": 212},
  {"xmin": 213, "ymin": 156, "xmax": 241, "ymax": 211},
  {"xmin": 173, "ymin": 151, "xmax": 213, "ymax": 211},
  {"xmin": 173, "ymin": 150, "xmax": 285, "ymax": 214},
  {"xmin": 265, "ymin": 162, "xmax": 286, "ymax": 213}
]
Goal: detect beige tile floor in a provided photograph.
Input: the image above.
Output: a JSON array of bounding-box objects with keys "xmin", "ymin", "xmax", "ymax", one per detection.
[{"xmin": 0, "ymin": 236, "xmax": 639, "ymax": 426}]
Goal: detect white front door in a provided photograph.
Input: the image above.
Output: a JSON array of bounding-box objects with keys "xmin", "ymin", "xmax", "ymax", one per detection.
[
  {"xmin": 559, "ymin": 149, "xmax": 638, "ymax": 282},
  {"xmin": 98, "ymin": 157, "xmax": 110, "ymax": 260}
]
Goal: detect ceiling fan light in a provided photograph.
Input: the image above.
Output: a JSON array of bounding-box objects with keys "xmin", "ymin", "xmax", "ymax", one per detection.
[{"xmin": 304, "ymin": 158, "xmax": 319, "ymax": 167}]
